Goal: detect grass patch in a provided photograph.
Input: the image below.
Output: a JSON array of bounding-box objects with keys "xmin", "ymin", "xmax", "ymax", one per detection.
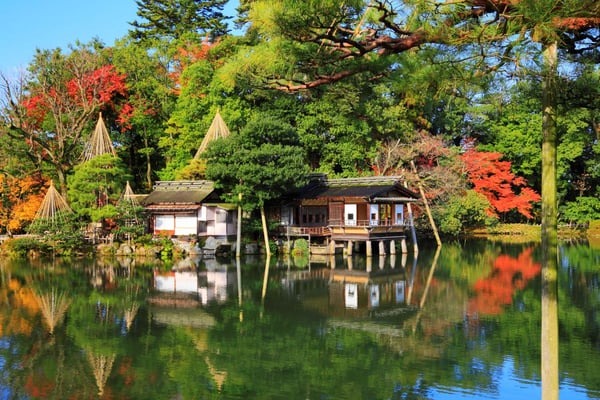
[{"xmin": 468, "ymin": 224, "xmax": 541, "ymax": 243}]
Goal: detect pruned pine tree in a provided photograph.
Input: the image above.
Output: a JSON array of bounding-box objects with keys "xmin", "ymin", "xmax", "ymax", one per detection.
[{"xmin": 129, "ymin": 0, "xmax": 230, "ymax": 43}]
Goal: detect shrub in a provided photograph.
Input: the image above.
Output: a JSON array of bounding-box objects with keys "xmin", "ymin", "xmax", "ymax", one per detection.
[
  {"xmin": 560, "ymin": 197, "xmax": 600, "ymax": 225},
  {"xmin": 0, "ymin": 237, "xmax": 52, "ymax": 258},
  {"xmin": 436, "ymin": 190, "xmax": 497, "ymax": 236}
]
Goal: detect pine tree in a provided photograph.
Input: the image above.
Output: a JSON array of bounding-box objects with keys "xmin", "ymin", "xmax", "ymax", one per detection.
[{"xmin": 129, "ymin": 0, "xmax": 230, "ymax": 42}]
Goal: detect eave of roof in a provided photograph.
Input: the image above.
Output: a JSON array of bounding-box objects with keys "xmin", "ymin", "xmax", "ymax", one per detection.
[
  {"xmin": 296, "ymin": 176, "xmax": 420, "ymax": 201},
  {"xmin": 142, "ymin": 180, "xmax": 215, "ymax": 205},
  {"xmin": 145, "ymin": 204, "xmax": 202, "ymax": 212}
]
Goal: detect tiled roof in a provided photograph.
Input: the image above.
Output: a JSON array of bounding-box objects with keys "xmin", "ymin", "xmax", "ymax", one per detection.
[
  {"xmin": 141, "ymin": 181, "xmax": 215, "ymax": 205},
  {"xmin": 297, "ymin": 175, "xmax": 419, "ymax": 201}
]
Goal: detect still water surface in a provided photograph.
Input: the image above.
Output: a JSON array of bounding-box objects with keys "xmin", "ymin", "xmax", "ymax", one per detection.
[{"xmin": 1, "ymin": 239, "xmax": 599, "ymax": 399}]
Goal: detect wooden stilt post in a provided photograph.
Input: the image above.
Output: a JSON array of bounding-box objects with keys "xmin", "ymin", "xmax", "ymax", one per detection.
[
  {"xmin": 329, "ymin": 239, "xmax": 336, "ymax": 255},
  {"xmin": 400, "ymin": 238, "xmax": 407, "ymax": 254}
]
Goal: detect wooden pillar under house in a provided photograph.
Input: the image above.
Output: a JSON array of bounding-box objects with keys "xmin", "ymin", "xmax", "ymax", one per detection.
[
  {"xmin": 379, "ymin": 240, "xmax": 386, "ymax": 255},
  {"xmin": 329, "ymin": 239, "xmax": 336, "ymax": 255},
  {"xmin": 401, "ymin": 238, "xmax": 408, "ymax": 254}
]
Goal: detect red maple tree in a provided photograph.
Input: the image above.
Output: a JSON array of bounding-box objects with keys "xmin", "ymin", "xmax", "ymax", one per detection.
[
  {"xmin": 169, "ymin": 38, "xmax": 217, "ymax": 95},
  {"xmin": 461, "ymin": 148, "xmax": 540, "ymax": 219},
  {"xmin": 15, "ymin": 61, "xmax": 128, "ymax": 194}
]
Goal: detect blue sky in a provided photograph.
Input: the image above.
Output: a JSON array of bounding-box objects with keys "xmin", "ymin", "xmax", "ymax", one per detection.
[{"xmin": 0, "ymin": 0, "xmax": 239, "ymax": 75}]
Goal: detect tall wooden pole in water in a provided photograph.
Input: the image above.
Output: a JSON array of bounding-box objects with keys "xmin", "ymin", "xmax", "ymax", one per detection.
[{"xmin": 541, "ymin": 40, "xmax": 559, "ymax": 400}]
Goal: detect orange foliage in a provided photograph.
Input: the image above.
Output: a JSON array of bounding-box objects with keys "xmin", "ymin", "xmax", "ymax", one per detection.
[
  {"xmin": 553, "ymin": 17, "xmax": 600, "ymax": 30},
  {"xmin": 169, "ymin": 38, "xmax": 217, "ymax": 94},
  {"xmin": 0, "ymin": 279, "xmax": 41, "ymax": 337},
  {"xmin": 468, "ymin": 247, "xmax": 540, "ymax": 315},
  {"xmin": 461, "ymin": 148, "xmax": 541, "ymax": 219},
  {"xmin": 0, "ymin": 173, "xmax": 47, "ymax": 234}
]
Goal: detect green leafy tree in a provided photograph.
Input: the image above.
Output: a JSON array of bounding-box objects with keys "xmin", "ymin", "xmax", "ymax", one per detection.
[
  {"xmin": 67, "ymin": 154, "xmax": 132, "ymax": 223},
  {"xmin": 204, "ymin": 114, "xmax": 310, "ymax": 255},
  {"xmin": 111, "ymin": 38, "xmax": 178, "ymax": 190},
  {"xmin": 475, "ymin": 77, "xmax": 600, "ymax": 203},
  {"xmin": 113, "ymin": 198, "xmax": 147, "ymax": 241},
  {"xmin": 158, "ymin": 37, "xmax": 253, "ymax": 180},
  {"xmin": 436, "ymin": 190, "xmax": 495, "ymax": 236},
  {"xmin": 559, "ymin": 196, "xmax": 600, "ymax": 225}
]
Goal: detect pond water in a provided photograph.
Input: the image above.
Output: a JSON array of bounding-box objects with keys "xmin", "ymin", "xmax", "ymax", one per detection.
[{"xmin": 1, "ymin": 239, "xmax": 599, "ymax": 399}]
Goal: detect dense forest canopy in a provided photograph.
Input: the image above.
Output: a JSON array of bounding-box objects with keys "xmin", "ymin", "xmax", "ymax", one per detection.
[{"xmin": 1, "ymin": 0, "xmax": 600, "ymax": 237}]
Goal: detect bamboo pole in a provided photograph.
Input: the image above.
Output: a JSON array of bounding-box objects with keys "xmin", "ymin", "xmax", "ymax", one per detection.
[
  {"xmin": 410, "ymin": 161, "xmax": 441, "ymax": 247},
  {"xmin": 260, "ymin": 205, "xmax": 271, "ymax": 257},
  {"xmin": 236, "ymin": 192, "xmax": 242, "ymax": 258}
]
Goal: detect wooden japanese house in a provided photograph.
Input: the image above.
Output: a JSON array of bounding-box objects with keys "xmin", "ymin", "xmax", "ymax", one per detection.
[
  {"xmin": 272, "ymin": 175, "xmax": 420, "ymax": 255},
  {"xmin": 142, "ymin": 180, "xmax": 236, "ymax": 240}
]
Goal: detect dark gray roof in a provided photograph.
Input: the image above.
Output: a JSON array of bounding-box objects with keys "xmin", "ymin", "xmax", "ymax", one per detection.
[
  {"xmin": 141, "ymin": 181, "xmax": 216, "ymax": 205},
  {"xmin": 298, "ymin": 176, "xmax": 419, "ymax": 201}
]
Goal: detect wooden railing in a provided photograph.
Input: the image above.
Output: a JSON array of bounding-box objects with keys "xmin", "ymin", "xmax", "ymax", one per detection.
[
  {"xmin": 284, "ymin": 226, "xmax": 331, "ymax": 236},
  {"xmin": 282, "ymin": 219, "xmax": 405, "ymax": 236},
  {"xmin": 328, "ymin": 219, "xmax": 402, "ymax": 227}
]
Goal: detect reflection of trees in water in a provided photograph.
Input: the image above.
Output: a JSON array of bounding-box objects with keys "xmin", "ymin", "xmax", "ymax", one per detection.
[
  {"xmin": 468, "ymin": 247, "xmax": 541, "ymax": 315},
  {"xmin": 86, "ymin": 350, "xmax": 116, "ymax": 397},
  {"xmin": 33, "ymin": 288, "xmax": 72, "ymax": 334}
]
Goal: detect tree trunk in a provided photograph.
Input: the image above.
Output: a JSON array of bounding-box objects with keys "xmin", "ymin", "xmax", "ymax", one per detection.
[
  {"xmin": 144, "ymin": 130, "xmax": 153, "ymax": 191},
  {"xmin": 57, "ymin": 167, "xmax": 68, "ymax": 198},
  {"xmin": 541, "ymin": 40, "xmax": 559, "ymax": 400}
]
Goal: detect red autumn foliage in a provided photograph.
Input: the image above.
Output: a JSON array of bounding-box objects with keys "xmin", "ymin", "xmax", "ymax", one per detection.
[
  {"xmin": 468, "ymin": 247, "xmax": 541, "ymax": 315},
  {"xmin": 169, "ymin": 39, "xmax": 217, "ymax": 94},
  {"xmin": 116, "ymin": 102, "xmax": 135, "ymax": 132},
  {"xmin": 66, "ymin": 65, "xmax": 127, "ymax": 105},
  {"xmin": 461, "ymin": 148, "xmax": 540, "ymax": 219},
  {"xmin": 23, "ymin": 65, "xmax": 127, "ymax": 129}
]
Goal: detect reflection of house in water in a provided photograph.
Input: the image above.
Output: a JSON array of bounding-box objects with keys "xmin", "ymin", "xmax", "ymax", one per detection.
[
  {"xmin": 280, "ymin": 258, "xmax": 410, "ymax": 319},
  {"xmin": 333, "ymin": 269, "xmax": 406, "ymax": 311},
  {"xmin": 153, "ymin": 259, "xmax": 236, "ymax": 305},
  {"xmin": 330, "ymin": 267, "xmax": 408, "ymax": 318}
]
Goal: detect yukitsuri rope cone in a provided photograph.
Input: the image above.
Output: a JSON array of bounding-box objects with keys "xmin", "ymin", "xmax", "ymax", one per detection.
[
  {"xmin": 30, "ymin": 181, "xmax": 73, "ymax": 229},
  {"xmin": 194, "ymin": 109, "xmax": 231, "ymax": 158},
  {"xmin": 121, "ymin": 181, "xmax": 138, "ymax": 204},
  {"xmin": 82, "ymin": 112, "xmax": 116, "ymax": 162}
]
